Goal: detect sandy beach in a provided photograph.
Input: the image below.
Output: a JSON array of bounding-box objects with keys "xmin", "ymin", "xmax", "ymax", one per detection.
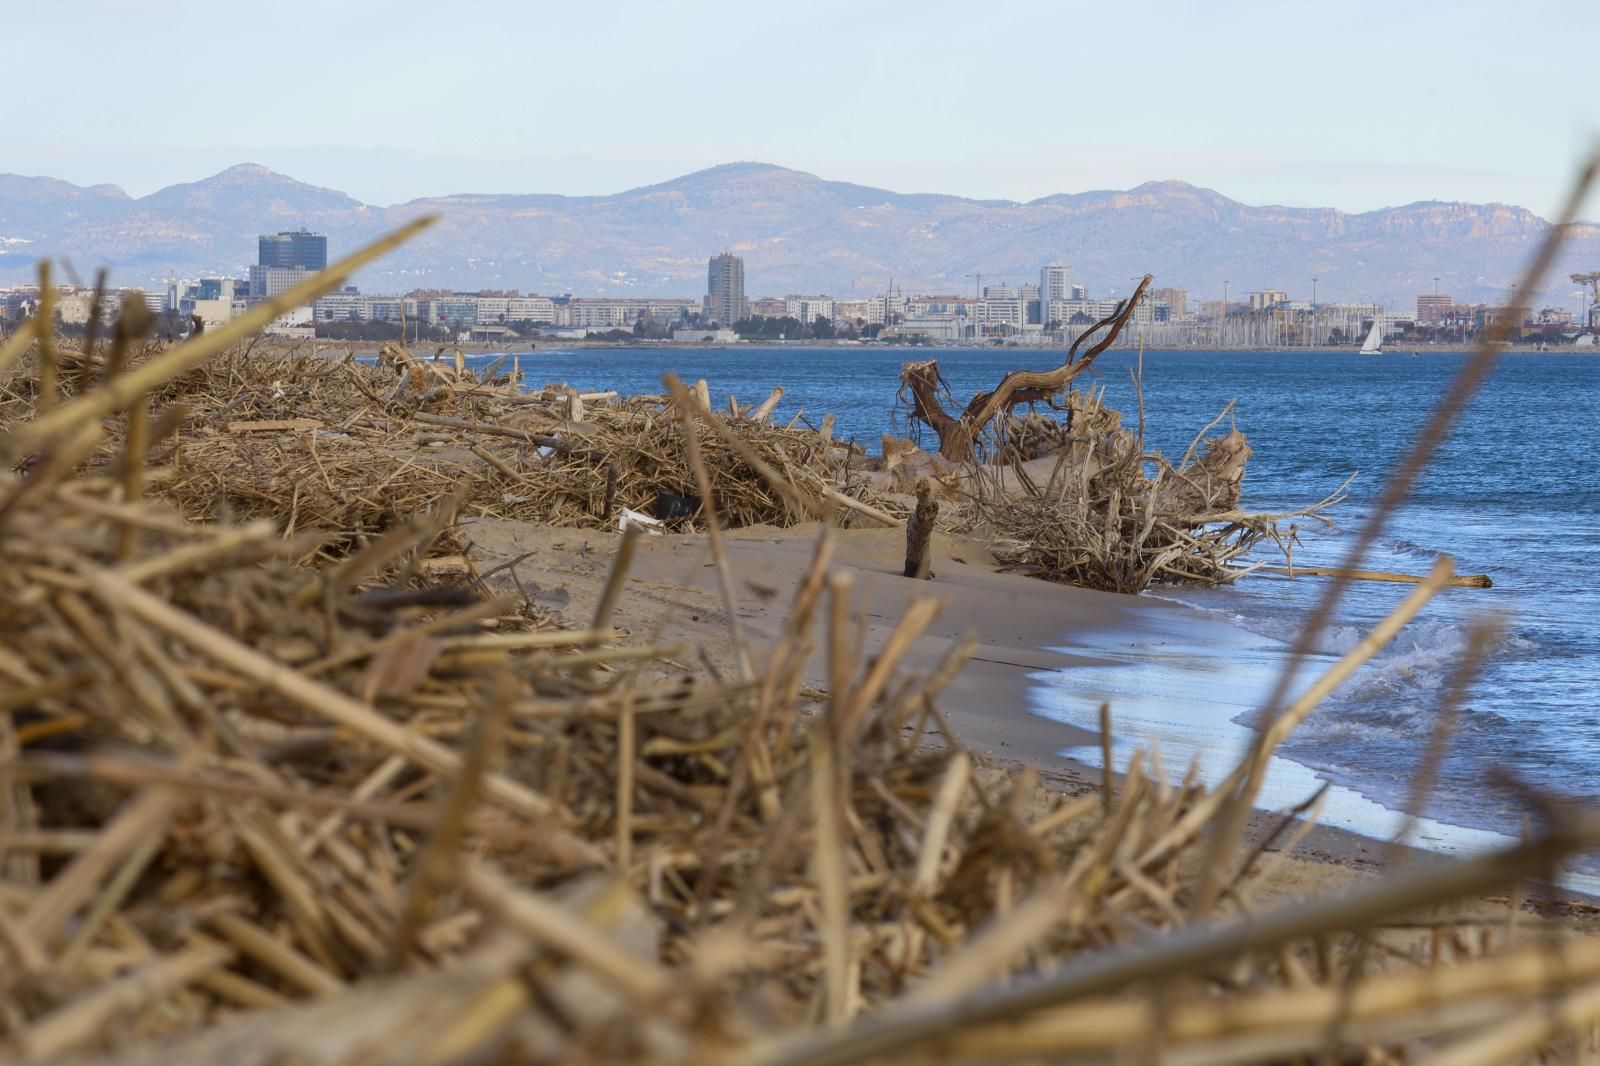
[{"xmin": 460, "ymin": 517, "xmax": 1600, "ymax": 915}]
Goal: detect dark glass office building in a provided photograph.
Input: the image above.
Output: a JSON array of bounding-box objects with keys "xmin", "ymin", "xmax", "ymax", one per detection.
[{"xmin": 258, "ymin": 230, "xmax": 328, "ymax": 271}]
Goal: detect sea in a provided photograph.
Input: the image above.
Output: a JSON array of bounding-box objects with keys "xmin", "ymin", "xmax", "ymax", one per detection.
[{"xmin": 474, "ymin": 344, "xmax": 1599, "ymax": 866}]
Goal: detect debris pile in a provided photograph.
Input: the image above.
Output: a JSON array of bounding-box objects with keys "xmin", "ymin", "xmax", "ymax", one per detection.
[
  {"xmin": 895, "ymin": 279, "xmax": 1343, "ymax": 593},
  {"xmin": 3, "ymin": 342, "xmax": 899, "ymax": 552}
]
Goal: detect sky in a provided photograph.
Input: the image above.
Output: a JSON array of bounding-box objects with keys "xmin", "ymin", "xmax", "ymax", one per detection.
[{"xmin": 6, "ymin": 0, "xmax": 1594, "ymax": 217}]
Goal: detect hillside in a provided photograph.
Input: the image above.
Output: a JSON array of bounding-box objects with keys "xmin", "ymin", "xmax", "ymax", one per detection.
[{"xmin": 2, "ymin": 161, "xmax": 1594, "ymax": 308}]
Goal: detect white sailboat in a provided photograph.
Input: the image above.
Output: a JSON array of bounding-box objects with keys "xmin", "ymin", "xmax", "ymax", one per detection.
[{"xmin": 1358, "ymin": 318, "xmax": 1384, "ymax": 355}]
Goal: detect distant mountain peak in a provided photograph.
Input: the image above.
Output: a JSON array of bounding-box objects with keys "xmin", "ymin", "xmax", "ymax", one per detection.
[
  {"xmin": 684, "ymin": 161, "xmax": 801, "ymax": 179},
  {"xmin": 220, "ymin": 162, "xmax": 277, "ymax": 177},
  {"xmin": 196, "ymin": 163, "xmax": 319, "ymax": 188}
]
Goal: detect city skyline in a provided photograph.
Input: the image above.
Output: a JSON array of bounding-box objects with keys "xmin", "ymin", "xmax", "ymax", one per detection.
[{"xmin": 9, "ymin": 233, "xmax": 1578, "ymax": 350}]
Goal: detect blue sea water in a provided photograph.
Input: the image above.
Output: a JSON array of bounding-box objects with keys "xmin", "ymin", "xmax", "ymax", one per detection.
[{"xmin": 478, "ymin": 344, "xmax": 1599, "ymax": 848}]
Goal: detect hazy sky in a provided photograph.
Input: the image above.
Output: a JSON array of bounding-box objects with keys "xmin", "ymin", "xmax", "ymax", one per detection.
[{"xmin": 8, "ymin": 0, "xmax": 1593, "ymax": 216}]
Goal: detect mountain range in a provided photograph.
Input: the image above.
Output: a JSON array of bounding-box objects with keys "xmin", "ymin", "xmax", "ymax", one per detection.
[{"xmin": 2, "ymin": 161, "xmax": 1596, "ymax": 310}]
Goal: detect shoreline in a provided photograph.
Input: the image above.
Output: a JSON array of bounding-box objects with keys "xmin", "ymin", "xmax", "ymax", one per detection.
[
  {"xmin": 332, "ymin": 339, "xmax": 1596, "ymax": 357},
  {"xmin": 459, "ymin": 518, "xmax": 1599, "ymax": 906}
]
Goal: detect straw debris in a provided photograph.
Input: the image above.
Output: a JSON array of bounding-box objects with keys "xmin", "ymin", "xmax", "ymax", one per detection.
[{"xmin": 0, "ymin": 199, "xmax": 1597, "ymax": 1066}]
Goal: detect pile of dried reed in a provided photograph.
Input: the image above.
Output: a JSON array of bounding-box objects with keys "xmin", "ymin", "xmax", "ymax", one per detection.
[
  {"xmin": 0, "ymin": 337, "xmax": 899, "ymax": 550},
  {"xmin": 2, "ymin": 200, "xmax": 1599, "ymax": 1066},
  {"xmin": 972, "ymin": 387, "xmax": 1348, "ymax": 593}
]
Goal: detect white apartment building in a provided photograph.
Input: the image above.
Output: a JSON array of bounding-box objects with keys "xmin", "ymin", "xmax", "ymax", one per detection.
[
  {"xmin": 784, "ymin": 295, "xmax": 835, "ymax": 325},
  {"xmin": 1046, "ymin": 298, "xmax": 1123, "ymax": 324},
  {"xmin": 871, "ymin": 291, "xmax": 904, "ymax": 325},
  {"xmin": 896, "ymin": 315, "xmax": 964, "ymax": 341},
  {"xmin": 313, "ymin": 293, "xmax": 366, "ymax": 321},
  {"xmin": 564, "ymin": 300, "xmax": 635, "ymax": 329},
  {"xmin": 977, "ymin": 284, "xmax": 1024, "ymax": 327},
  {"xmin": 559, "ymin": 298, "xmax": 695, "ymax": 328},
  {"xmin": 365, "ymin": 297, "xmax": 417, "ymax": 322},
  {"xmin": 475, "ymin": 297, "xmax": 512, "ymax": 324},
  {"xmin": 505, "ymin": 296, "xmax": 557, "ymax": 324},
  {"xmin": 249, "ymin": 265, "xmax": 309, "ymax": 299},
  {"xmin": 1040, "ymin": 264, "xmax": 1072, "ymax": 303}
]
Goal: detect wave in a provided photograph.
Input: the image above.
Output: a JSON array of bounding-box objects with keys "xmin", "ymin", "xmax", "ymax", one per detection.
[{"xmin": 1380, "ymin": 535, "xmax": 1444, "ymax": 561}]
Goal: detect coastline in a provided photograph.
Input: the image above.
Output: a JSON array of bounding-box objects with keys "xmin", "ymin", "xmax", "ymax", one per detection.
[
  {"xmin": 460, "ymin": 518, "xmax": 1600, "ymax": 907},
  {"xmin": 332, "ymin": 338, "xmax": 1594, "ymax": 357}
]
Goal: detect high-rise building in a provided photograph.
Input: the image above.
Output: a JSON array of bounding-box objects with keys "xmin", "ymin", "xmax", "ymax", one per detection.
[
  {"xmin": 704, "ymin": 253, "xmax": 748, "ymax": 326},
  {"xmin": 1152, "ymin": 287, "xmax": 1188, "ymax": 317},
  {"xmin": 1039, "ymin": 264, "xmax": 1072, "ymax": 303},
  {"xmin": 1416, "ymin": 293, "xmax": 1453, "ymax": 324},
  {"xmin": 258, "ymin": 230, "xmax": 328, "ymax": 271}
]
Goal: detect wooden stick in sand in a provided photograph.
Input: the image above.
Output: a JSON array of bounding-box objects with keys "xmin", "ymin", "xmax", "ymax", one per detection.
[{"xmin": 901, "ymin": 478, "xmax": 937, "ymax": 579}]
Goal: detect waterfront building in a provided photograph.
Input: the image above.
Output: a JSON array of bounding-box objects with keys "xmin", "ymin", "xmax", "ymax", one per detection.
[
  {"xmin": 561, "ymin": 298, "xmax": 696, "ymax": 329},
  {"xmin": 1248, "ymin": 289, "xmax": 1288, "ymax": 311},
  {"xmin": 312, "ymin": 292, "xmax": 365, "ymax": 321},
  {"xmin": 783, "ymin": 295, "xmax": 835, "ymax": 325},
  {"xmin": 506, "ymin": 296, "xmax": 557, "ymax": 324},
  {"xmin": 365, "ymin": 297, "xmax": 417, "ymax": 322},
  {"xmin": 1416, "ymin": 293, "xmax": 1452, "ymax": 324},
  {"xmin": 1045, "ymin": 297, "xmax": 1121, "ymax": 324},
  {"xmin": 427, "ymin": 296, "xmax": 482, "ymax": 327},
  {"xmin": 873, "ymin": 290, "xmax": 908, "ymax": 324},
  {"xmin": 704, "ymin": 252, "xmax": 748, "ymax": 327},
  {"xmin": 977, "ymin": 288, "xmax": 1024, "ymax": 329},
  {"xmin": 311, "ymin": 292, "xmax": 420, "ymax": 323},
  {"xmin": 895, "ymin": 314, "xmax": 964, "ymax": 342},
  {"xmin": 258, "ymin": 230, "xmax": 327, "ymax": 272},
  {"xmin": 832, "ymin": 300, "xmax": 873, "ymax": 324},
  {"xmin": 475, "ymin": 297, "xmax": 512, "ymax": 324},
  {"xmin": 749, "ymin": 297, "xmax": 786, "ymax": 318}
]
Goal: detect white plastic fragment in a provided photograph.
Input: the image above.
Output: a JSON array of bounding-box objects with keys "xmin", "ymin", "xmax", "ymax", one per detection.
[{"xmin": 618, "ymin": 507, "xmax": 664, "ymax": 535}]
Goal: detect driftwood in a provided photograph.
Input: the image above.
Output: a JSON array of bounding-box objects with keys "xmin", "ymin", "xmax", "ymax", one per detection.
[
  {"xmin": 902, "ymin": 478, "xmax": 938, "ymax": 578},
  {"xmin": 901, "ymin": 274, "xmax": 1152, "ymax": 461},
  {"xmin": 1261, "ymin": 564, "xmax": 1493, "ymax": 588}
]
